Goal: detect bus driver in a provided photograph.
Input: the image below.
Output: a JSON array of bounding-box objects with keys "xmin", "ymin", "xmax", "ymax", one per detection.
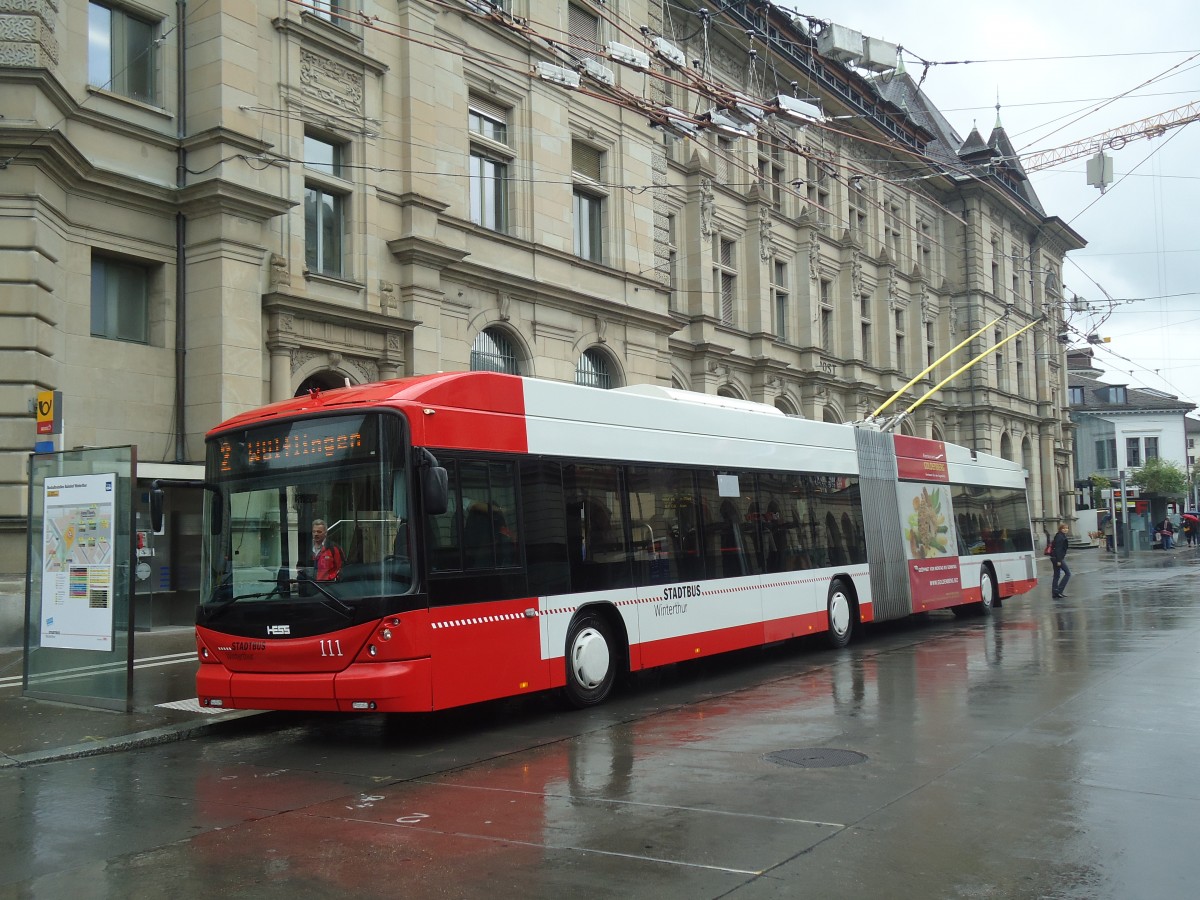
[{"xmin": 311, "ymin": 518, "xmax": 344, "ymax": 582}]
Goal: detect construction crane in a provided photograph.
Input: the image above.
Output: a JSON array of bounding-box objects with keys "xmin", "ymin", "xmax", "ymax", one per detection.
[{"xmin": 1017, "ymin": 100, "xmax": 1200, "ymax": 173}]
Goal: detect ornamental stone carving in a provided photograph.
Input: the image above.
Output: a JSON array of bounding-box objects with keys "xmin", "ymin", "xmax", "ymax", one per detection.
[
  {"xmin": 700, "ymin": 178, "xmax": 715, "ymax": 236},
  {"xmin": 759, "ymin": 205, "xmax": 773, "ymax": 260},
  {"xmin": 300, "ymin": 49, "xmax": 364, "ymax": 113}
]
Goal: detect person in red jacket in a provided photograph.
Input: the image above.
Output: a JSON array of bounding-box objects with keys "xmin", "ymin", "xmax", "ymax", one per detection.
[{"xmin": 311, "ymin": 518, "xmax": 343, "ymax": 582}]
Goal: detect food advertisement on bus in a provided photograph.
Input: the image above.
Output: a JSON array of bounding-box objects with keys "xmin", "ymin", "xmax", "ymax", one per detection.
[{"xmin": 897, "ymin": 481, "xmax": 962, "ymax": 608}]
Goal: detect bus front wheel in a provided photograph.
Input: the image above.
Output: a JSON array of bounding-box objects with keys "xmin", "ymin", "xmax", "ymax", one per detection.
[
  {"xmin": 826, "ymin": 578, "xmax": 855, "ymax": 649},
  {"xmin": 564, "ymin": 610, "xmax": 618, "ymax": 708}
]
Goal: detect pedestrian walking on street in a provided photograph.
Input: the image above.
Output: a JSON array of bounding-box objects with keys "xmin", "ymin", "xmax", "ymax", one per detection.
[
  {"xmin": 1051, "ymin": 523, "xmax": 1071, "ymax": 599},
  {"xmin": 1101, "ymin": 511, "xmax": 1114, "ymax": 552}
]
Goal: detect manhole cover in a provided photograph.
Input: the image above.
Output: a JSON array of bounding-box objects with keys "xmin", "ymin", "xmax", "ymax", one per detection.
[{"xmin": 764, "ymin": 748, "xmax": 868, "ymax": 769}]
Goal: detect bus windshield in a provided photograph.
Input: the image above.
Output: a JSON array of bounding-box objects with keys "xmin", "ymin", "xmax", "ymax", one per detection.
[{"xmin": 199, "ymin": 412, "xmax": 413, "ymax": 632}]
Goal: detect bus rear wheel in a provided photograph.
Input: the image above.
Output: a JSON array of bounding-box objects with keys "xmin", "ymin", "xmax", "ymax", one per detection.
[
  {"xmin": 564, "ymin": 610, "xmax": 618, "ymax": 708},
  {"xmin": 826, "ymin": 578, "xmax": 855, "ymax": 649}
]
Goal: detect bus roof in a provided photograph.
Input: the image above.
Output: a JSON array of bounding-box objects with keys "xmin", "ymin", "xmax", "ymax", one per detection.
[{"xmin": 206, "ymin": 372, "xmax": 1026, "ymax": 484}]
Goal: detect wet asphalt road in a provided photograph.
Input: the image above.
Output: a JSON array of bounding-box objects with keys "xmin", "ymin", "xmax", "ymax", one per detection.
[{"xmin": 2, "ymin": 550, "xmax": 1199, "ymax": 899}]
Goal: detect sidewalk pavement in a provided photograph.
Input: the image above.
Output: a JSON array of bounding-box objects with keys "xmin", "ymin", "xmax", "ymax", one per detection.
[
  {"xmin": 0, "ymin": 542, "xmax": 1186, "ymax": 769},
  {"xmin": 0, "ymin": 583, "xmax": 262, "ymax": 768}
]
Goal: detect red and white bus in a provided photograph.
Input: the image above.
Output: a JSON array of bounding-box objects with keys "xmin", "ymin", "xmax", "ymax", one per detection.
[{"xmin": 190, "ymin": 372, "xmax": 1037, "ymax": 712}]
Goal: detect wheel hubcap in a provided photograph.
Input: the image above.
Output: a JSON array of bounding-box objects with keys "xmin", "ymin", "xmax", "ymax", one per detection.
[
  {"xmin": 572, "ymin": 627, "xmax": 610, "ymax": 689},
  {"xmin": 829, "ymin": 592, "xmax": 850, "ymax": 635}
]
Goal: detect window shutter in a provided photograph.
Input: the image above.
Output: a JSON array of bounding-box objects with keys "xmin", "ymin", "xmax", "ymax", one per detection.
[
  {"xmin": 568, "ymin": 4, "xmax": 600, "ymax": 56},
  {"xmin": 572, "ymin": 141, "xmax": 602, "ymax": 181},
  {"xmin": 468, "ymin": 94, "xmax": 507, "ymax": 125}
]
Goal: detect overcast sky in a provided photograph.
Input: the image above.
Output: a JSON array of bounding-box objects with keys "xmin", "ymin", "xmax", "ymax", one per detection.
[{"xmin": 809, "ymin": 0, "xmax": 1200, "ymax": 411}]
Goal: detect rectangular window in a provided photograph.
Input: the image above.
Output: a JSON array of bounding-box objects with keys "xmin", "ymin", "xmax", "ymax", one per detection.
[
  {"xmin": 885, "ymin": 199, "xmax": 903, "ymax": 260},
  {"xmin": 715, "ymin": 135, "xmax": 735, "ymax": 183},
  {"xmin": 304, "ymin": 133, "xmax": 349, "ymax": 276},
  {"xmin": 773, "ymin": 260, "xmax": 788, "ymax": 341},
  {"xmin": 304, "ymin": 134, "xmax": 343, "ymax": 176},
  {"xmin": 1010, "ymin": 246, "xmax": 1024, "ymax": 305},
  {"xmin": 820, "ymin": 278, "xmax": 834, "ymax": 353},
  {"xmin": 925, "ymin": 320, "xmax": 935, "ymax": 368},
  {"xmin": 1015, "ymin": 338, "xmax": 1027, "ymax": 396},
  {"xmin": 1068, "ymin": 386, "xmax": 1084, "ymax": 405},
  {"xmin": 572, "ymin": 141, "xmax": 605, "ymax": 262},
  {"xmin": 806, "ymin": 160, "xmax": 831, "ymax": 227},
  {"xmin": 714, "ymin": 236, "xmax": 737, "ymax": 327},
  {"xmin": 917, "ymin": 219, "xmax": 933, "ymax": 272},
  {"xmin": 758, "ymin": 138, "xmax": 785, "ymax": 211},
  {"xmin": 1145, "ymin": 437, "xmax": 1159, "ymax": 460},
  {"xmin": 994, "ymin": 328, "xmax": 1007, "ymax": 390},
  {"xmin": 468, "ymin": 97, "xmax": 511, "ymax": 232},
  {"xmin": 1095, "ymin": 438, "xmax": 1116, "ymax": 470},
  {"xmin": 88, "ymin": 2, "xmax": 157, "ymax": 103},
  {"xmin": 310, "ymin": 1, "xmax": 345, "ymax": 24},
  {"xmin": 894, "ymin": 309, "xmax": 905, "ymax": 370},
  {"xmin": 305, "ymin": 187, "xmax": 344, "ymax": 276},
  {"xmin": 573, "ymin": 190, "xmax": 603, "ymax": 261},
  {"xmin": 91, "ymin": 255, "xmax": 150, "ymax": 343},
  {"xmin": 666, "ymin": 213, "xmax": 679, "ymax": 311},
  {"xmin": 991, "ymin": 239, "xmax": 1001, "ymax": 295},
  {"xmin": 470, "ymin": 152, "xmax": 508, "ymax": 231},
  {"xmin": 848, "ymin": 189, "xmax": 868, "ymax": 243},
  {"xmin": 1127, "ymin": 437, "xmax": 1142, "ymax": 468},
  {"xmin": 860, "ymin": 296, "xmax": 872, "ymax": 365}
]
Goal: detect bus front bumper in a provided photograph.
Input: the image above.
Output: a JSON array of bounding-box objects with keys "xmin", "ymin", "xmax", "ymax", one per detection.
[{"xmin": 197, "ymin": 658, "xmax": 433, "ymax": 713}]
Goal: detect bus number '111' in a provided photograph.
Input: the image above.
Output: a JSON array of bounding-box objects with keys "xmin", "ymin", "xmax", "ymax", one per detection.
[{"xmin": 320, "ymin": 640, "xmax": 344, "ymax": 657}]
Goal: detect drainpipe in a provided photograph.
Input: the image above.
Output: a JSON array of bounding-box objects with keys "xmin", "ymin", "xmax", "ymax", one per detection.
[{"xmin": 174, "ymin": 0, "xmax": 188, "ymax": 462}]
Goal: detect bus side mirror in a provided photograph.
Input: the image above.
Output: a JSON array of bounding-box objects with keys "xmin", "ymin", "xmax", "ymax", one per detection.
[
  {"xmin": 422, "ymin": 466, "xmax": 449, "ymax": 516},
  {"xmin": 149, "ymin": 486, "xmax": 165, "ymax": 533}
]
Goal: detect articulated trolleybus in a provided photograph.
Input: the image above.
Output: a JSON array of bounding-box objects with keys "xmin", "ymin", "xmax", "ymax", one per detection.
[{"xmin": 193, "ymin": 372, "xmax": 1036, "ymax": 712}]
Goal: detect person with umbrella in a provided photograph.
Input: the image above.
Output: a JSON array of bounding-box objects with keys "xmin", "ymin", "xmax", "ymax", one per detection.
[{"xmin": 1183, "ymin": 512, "xmax": 1199, "ymax": 548}]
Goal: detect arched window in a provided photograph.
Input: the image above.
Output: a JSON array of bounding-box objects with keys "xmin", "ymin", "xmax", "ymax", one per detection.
[
  {"xmin": 575, "ymin": 348, "xmax": 612, "ymax": 389},
  {"xmin": 295, "ymin": 370, "xmax": 348, "ymax": 396},
  {"xmin": 774, "ymin": 397, "xmax": 799, "ymax": 417},
  {"xmin": 822, "ymin": 406, "xmax": 841, "ymax": 424},
  {"xmin": 470, "ymin": 327, "xmax": 521, "ymax": 374}
]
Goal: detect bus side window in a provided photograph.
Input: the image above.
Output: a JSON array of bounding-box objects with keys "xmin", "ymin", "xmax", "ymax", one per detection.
[
  {"xmin": 562, "ymin": 463, "xmax": 631, "ymax": 592},
  {"xmin": 520, "ymin": 459, "xmax": 569, "ymax": 595}
]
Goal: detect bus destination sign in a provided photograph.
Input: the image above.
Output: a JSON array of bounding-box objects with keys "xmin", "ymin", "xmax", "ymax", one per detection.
[{"xmin": 217, "ymin": 415, "xmax": 375, "ymax": 474}]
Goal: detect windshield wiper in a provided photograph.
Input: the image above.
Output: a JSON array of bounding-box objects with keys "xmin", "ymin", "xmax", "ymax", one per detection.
[
  {"xmin": 202, "ymin": 579, "xmax": 286, "ymax": 621},
  {"xmin": 303, "ymin": 578, "xmax": 354, "ymax": 618},
  {"xmin": 202, "ymin": 577, "xmax": 354, "ymax": 621}
]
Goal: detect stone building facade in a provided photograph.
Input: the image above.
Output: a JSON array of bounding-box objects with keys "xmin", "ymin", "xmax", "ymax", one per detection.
[{"xmin": 0, "ymin": 0, "xmax": 1083, "ymax": 571}]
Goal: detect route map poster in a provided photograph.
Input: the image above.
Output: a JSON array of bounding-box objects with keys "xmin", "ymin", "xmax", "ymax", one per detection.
[{"xmin": 40, "ymin": 473, "xmax": 118, "ymax": 651}]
